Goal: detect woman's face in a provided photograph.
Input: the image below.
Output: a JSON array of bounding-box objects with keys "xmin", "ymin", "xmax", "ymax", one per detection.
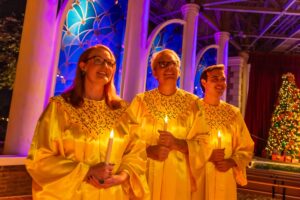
[
  {"xmin": 80, "ymin": 48, "xmax": 115, "ymax": 86},
  {"xmin": 153, "ymin": 53, "xmax": 180, "ymax": 86}
]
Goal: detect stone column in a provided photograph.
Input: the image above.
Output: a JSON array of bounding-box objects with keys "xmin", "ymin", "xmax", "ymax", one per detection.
[
  {"xmin": 227, "ymin": 53, "xmax": 250, "ymax": 116},
  {"xmin": 214, "ymin": 31, "xmax": 230, "ymax": 100},
  {"xmin": 4, "ymin": 0, "xmax": 60, "ymax": 155},
  {"xmin": 239, "ymin": 51, "xmax": 250, "ymax": 116},
  {"xmin": 180, "ymin": 3, "xmax": 199, "ymax": 92},
  {"xmin": 121, "ymin": 0, "xmax": 150, "ymax": 102}
]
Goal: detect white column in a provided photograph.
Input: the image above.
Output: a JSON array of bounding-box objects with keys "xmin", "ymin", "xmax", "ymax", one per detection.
[
  {"xmin": 4, "ymin": 0, "xmax": 59, "ymax": 155},
  {"xmin": 180, "ymin": 3, "xmax": 199, "ymax": 92},
  {"xmin": 239, "ymin": 51, "xmax": 250, "ymax": 117},
  {"xmin": 121, "ymin": 0, "xmax": 150, "ymax": 102},
  {"xmin": 214, "ymin": 31, "xmax": 230, "ymax": 101}
]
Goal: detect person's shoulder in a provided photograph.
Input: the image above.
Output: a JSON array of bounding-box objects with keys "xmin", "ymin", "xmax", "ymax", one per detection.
[
  {"xmin": 49, "ymin": 95, "xmax": 64, "ymax": 103},
  {"xmin": 38, "ymin": 96, "xmax": 66, "ymax": 120},
  {"xmin": 47, "ymin": 95, "xmax": 74, "ymax": 112},
  {"xmin": 221, "ymin": 101, "xmax": 240, "ymax": 113},
  {"xmin": 178, "ymin": 88, "xmax": 198, "ymax": 99},
  {"xmin": 195, "ymin": 97, "xmax": 204, "ymax": 108},
  {"xmin": 119, "ymin": 99, "xmax": 129, "ymax": 109},
  {"xmin": 132, "ymin": 89, "xmax": 155, "ymax": 101}
]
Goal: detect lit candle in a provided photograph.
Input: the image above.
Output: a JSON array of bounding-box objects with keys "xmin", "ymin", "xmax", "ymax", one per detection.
[
  {"xmin": 105, "ymin": 129, "xmax": 114, "ymax": 163},
  {"xmin": 163, "ymin": 115, "xmax": 168, "ymax": 131},
  {"xmin": 217, "ymin": 130, "xmax": 222, "ymax": 149}
]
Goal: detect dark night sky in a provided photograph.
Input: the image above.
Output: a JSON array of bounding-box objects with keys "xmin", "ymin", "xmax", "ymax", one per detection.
[{"xmin": 0, "ymin": 0, "xmax": 26, "ymax": 18}]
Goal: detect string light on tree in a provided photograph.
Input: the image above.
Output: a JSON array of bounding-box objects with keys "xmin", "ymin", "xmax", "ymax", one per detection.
[{"xmin": 265, "ymin": 72, "xmax": 300, "ymax": 161}]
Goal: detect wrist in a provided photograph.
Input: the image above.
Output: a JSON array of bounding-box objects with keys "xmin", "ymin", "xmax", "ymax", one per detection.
[
  {"xmin": 118, "ymin": 171, "xmax": 129, "ymax": 183},
  {"xmin": 228, "ymin": 158, "xmax": 237, "ymax": 167},
  {"xmin": 173, "ymin": 139, "xmax": 188, "ymax": 154},
  {"xmin": 146, "ymin": 145, "xmax": 156, "ymax": 159}
]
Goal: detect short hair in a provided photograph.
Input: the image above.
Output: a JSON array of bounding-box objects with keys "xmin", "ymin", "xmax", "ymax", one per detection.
[
  {"xmin": 200, "ymin": 64, "xmax": 225, "ymax": 92},
  {"xmin": 150, "ymin": 49, "xmax": 180, "ymax": 71}
]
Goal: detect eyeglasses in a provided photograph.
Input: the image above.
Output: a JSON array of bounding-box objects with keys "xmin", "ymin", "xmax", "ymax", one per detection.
[
  {"xmin": 85, "ymin": 56, "xmax": 115, "ymax": 68},
  {"xmin": 157, "ymin": 61, "xmax": 178, "ymax": 69}
]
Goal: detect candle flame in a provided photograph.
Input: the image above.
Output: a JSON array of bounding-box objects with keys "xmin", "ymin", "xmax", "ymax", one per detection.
[
  {"xmin": 110, "ymin": 129, "xmax": 114, "ymax": 138},
  {"xmin": 218, "ymin": 130, "xmax": 221, "ymax": 138},
  {"xmin": 164, "ymin": 115, "xmax": 168, "ymax": 123}
]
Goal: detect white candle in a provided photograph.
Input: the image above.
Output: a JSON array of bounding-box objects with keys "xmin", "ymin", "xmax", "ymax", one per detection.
[
  {"xmin": 105, "ymin": 129, "xmax": 114, "ymax": 163},
  {"xmin": 163, "ymin": 115, "xmax": 168, "ymax": 131},
  {"xmin": 217, "ymin": 130, "xmax": 222, "ymax": 149}
]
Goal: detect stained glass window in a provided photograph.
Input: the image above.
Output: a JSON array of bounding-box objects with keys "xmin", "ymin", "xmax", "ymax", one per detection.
[{"xmin": 55, "ymin": 0, "xmax": 128, "ymax": 95}]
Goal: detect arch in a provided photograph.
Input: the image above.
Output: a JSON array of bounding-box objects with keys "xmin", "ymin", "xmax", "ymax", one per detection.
[
  {"xmin": 145, "ymin": 19, "xmax": 185, "ymax": 67},
  {"xmin": 196, "ymin": 44, "xmax": 219, "ymax": 67}
]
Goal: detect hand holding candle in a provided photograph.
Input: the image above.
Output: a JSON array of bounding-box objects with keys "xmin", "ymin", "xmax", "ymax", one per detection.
[
  {"xmin": 163, "ymin": 115, "xmax": 168, "ymax": 131},
  {"xmin": 105, "ymin": 129, "xmax": 114, "ymax": 163},
  {"xmin": 217, "ymin": 130, "xmax": 222, "ymax": 149}
]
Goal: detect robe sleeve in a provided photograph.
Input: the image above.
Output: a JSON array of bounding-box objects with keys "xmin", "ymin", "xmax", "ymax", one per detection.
[
  {"xmin": 186, "ymin": 102, "xmax": 212, "ymax": 191},
  {"xmin": 122, "ymin": 96, "xmax": 143, "ymax": 135},
  {"xmin": 230, "ymin": 111, "xmax": 254, "ymax": 186},
  {"xmin": 25, "ymin": 100, "xmax": 89, "ymax": 199},
  {"xmin": 115, "ymin": 102, "xmax": 150, "ymax": 199}
]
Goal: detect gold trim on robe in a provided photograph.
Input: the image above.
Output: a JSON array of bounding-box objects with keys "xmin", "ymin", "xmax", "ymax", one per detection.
[
  {"xmin": 123, "ymin": 88, "xmax": 199, "ymax": 200},
  {"xmin": 189, "ymin": 99, "xmax": 254, "ymax": 200},
  {"xmin": 26, "ymin": 96, "xmax": 149, "ymax": 200}
]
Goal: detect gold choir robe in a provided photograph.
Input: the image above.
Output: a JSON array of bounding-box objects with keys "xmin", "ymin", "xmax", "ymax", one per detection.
[
  {"xmin": 124, "ymin": 88, "xmax": 198, "ymax": 200},
  {"xmin": 188, "ymin": 99, "xmax": 254, "ymax": 200},
  {"xmin": 25, "ymin": 96, "xmax": 149, "ymax": 200}
]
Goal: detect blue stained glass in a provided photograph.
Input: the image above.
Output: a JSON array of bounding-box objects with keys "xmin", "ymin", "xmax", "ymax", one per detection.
[
  {"xmin": 67, "ymin": 10, "xmax": 81, "ymax": 28},
  {"xmin": 56, "ymin": 0, "xmax": 128, "ymax": 95},
  {"xmin": 115, "ymin": 21, "xmax": 123, "ymax": 32},
  {"xmin": 93, "ymin": 3, "xmax": 105, "ymax": 14},
  {"xmin": 79, "ymin": 18, "xmax": 94, "ymax": 33},
  {"xmin": 73, "ymin": 4, "xmax": 84, "ymax": 19},
  {"xmin": 100, "ymin": 28, "xmax": 112, "ymax": 35},
  {"xmin": 99, "ymin": 16, "xmax": 112, "ymax": 27},
  {"xmin": 110, "ymin": 12, "xmax": 121, "ymax": 24},
  {"xmin": 86, "ymin": 2, "xmax": 97, "ymax": 18},
  {"xmin": 193, "ymin": 48, "xmax": 217, "ymax": 97},
  {"xmin": 68, "ymin": 23, "xmax": 80, "ymax": 36},
  {"xmin": 97, "ymin": 1, "xmax": 113, "ymax": 11}
]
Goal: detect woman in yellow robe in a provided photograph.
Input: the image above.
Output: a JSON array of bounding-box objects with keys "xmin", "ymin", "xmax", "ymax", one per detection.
[
  {"xmin": 124, "ymin": 49, "xmax": 198, "ymax": 200},
  {"xmin": 188, "ymin": 64, "xmax": 254, "ymax": 200},
  {"xmin": 25, "ymin": 45, "xmax": 149, "ymax": 200}
]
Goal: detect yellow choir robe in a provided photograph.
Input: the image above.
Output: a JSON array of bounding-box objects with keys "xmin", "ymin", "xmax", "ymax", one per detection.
[
  {"xmin": 25, "ymin": 96, "xmax": 149, "ymax": 200},
  {"xmin": 124, "ymin": 88, "xmax": 199, "ymax": 200},
  {"xmin": 188, "ymin": 99, "xmax": 254, "ymax": 200}
]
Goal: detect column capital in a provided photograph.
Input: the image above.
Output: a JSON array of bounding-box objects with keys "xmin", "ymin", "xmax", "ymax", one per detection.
[
  {"xmin": 214, "ymin": 31, "xmax": 230, "ymax": 42},
  {"xmin": 181, "ymin": 3, "xmax": 200, "ymax": 16}
]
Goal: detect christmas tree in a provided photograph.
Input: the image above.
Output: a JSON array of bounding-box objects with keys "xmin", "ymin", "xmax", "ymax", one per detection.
[{"xmin": 265, "ymin": 72, "xmax": 300, "ymax": 158}]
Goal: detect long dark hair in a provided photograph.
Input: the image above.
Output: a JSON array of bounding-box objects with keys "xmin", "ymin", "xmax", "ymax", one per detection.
[{"xmin": 62, "ymin": 44, "xmax": 121, "ymax": 109}]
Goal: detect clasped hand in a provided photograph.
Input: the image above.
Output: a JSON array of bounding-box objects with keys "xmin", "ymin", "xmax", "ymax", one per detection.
[
  {"xmin": 209, "ymin": 149, "xmax": 236, "ymax": 172},
  {"xmin": 85, "ymin": 162, "xmax": 128, "ymax": 189},
  {"xmin": 146, "ymin": 130, "xmax": 175, "ymax": 161}
]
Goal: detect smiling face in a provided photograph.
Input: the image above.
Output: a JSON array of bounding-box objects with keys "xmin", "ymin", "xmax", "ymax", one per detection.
[
  {"xmin": 79, "ymin": 47, "xmax": 115, "ymax": 86},
  {"xmin": 201, "ymin": 68, "xmax": 226, "ymax": 98},
  {"xmin": 152, "ymin": 51, "xmax": 180, "ymax": 86}
]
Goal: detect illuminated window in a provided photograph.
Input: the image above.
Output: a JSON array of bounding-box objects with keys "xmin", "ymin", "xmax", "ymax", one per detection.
[{"xmin": 55, "ymin": 0, "xmax": 128, "ymax": 95}]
